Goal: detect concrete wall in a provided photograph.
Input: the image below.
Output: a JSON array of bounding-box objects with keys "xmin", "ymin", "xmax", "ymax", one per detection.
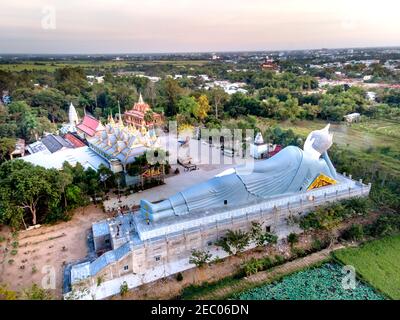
[{"xmin": 73, "ymin": 184, "xmax": 370, "ymax": 292}]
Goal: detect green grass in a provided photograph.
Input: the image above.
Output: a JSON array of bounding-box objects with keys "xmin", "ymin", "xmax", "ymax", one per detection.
[
  {"xmin": 334, "ymin": 235, "xmax": 400, "ymax": 299},
  {"xmin": 235, "ymin": 263, "xmax": 384, "ymax": 300},
  {"xmin": 0, "ymin": 60, "xmax": 210, "ymax": 72}
]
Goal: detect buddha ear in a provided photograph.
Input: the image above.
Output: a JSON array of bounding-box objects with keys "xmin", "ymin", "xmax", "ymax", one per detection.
[{"xmin": 303, "ymin": 135, "xmax": 315, "ymax": 151}]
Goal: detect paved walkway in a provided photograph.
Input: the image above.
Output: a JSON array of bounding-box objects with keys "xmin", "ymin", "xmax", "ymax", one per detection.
[
  {"xmin": 103, "ymin": 138, "xmax": 247, "ymax": 211},
  {"xmin": 196, "ymin": 244, "xmax": 345, "ymax": 300}
]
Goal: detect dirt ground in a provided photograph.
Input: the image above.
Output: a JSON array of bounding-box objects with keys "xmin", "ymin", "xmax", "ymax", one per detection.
[{"xmin": 0, "ymin": 205, "xmax": 108, "ymax": 298}]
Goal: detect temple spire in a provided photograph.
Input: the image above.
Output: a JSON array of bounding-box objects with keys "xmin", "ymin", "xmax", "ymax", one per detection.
[
  {"xmin": 68, "ymin": 102, "xmax": 79, "ymax": 125},
  {"xmin": 138, "ymin": 92, "xmax": 144, "ymax": 104}
]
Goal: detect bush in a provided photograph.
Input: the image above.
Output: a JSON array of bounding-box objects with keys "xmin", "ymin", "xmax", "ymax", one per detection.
[
  {"xmin": 274, "ymin": 255, "xmax": 285, "ymax": 265},
  {"xmin": 242, "ymin": 258, "xmax": 264, "ymax": 276},
  {"xmin": 189, "ymin": 249, "xmax": 212, "ymax": 267},
  {"xmin": 364, "ymin": 213, "xmax": 400, "ymax": 237},
  {"xmin": 341, "ymin": 224, "xmax": 364, "ymax": 241},
  {"xmin": 311, "ymin": 237, "xmax": 329, "ymax": 251},
  {"xmin": 261, "ymin": 257, "xmax": 274, "ymax": 269},
  {"xmin": 291, "ymin": 247, "xmax": 306, "ymax": 258},
  {"xmin": 287, "ymin": 233, "xmax": 299, "ymax": 246},
  {"xmin": 120, "ymin": 281, "xmax": 128, "ymax": 296},
  {"xmin": 299, "ymin": 198, "xmax": 372, "ymax": 232},
  {"xmin": 176, "ymin": 272, "xmax": 183, "ymax": 282}
]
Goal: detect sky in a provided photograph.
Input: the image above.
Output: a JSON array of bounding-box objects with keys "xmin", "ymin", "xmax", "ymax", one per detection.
[{"xmin": 0, "ymin": 0, "xmax": 399, "ymax": 54}]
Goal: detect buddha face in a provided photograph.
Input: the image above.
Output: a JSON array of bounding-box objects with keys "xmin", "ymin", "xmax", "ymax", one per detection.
[{"xmin": 304, "ymin": 124, "xmax": 333, "ymax": 159}]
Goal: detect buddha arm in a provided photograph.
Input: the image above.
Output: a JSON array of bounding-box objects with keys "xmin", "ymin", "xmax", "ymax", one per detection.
[{"xmin": 322, "ymin": 151, "xmax": 337, "ymax": 179}]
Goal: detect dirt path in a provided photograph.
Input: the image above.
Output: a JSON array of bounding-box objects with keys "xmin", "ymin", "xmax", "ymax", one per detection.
[
  {"xmin": 196, "ymin": 244, "xmax": 345, "ymax": 300},
  {"xmin": 0, "ymin": 205, "xmax": 108, "ymax": 298}
]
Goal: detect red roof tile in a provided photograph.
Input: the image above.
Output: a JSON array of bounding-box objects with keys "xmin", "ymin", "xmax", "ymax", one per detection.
[
  {"xmin": 77, "ymin": 115, "xmax": 100, "ymax": 137},
  {"xmin": 64, "ymin": 133, "xmax": 86, "ymax": 148}
]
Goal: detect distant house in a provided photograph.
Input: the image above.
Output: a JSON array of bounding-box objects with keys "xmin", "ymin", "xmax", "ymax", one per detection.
[
  {"xmin": 363, "ymin": 75, "xmax": 372, "ymax": 82},
  {"xmin": 366, "ymin": 91, "xmax": 377, "ymax": 102},
  {"xmin": 9, "ymin": 139, "xmax": 25, "ymax": 159},
  {"xmin": 261, "ymin": 57, "xmax": 279, "ymax": 72},
  {"xmin": 344, "ymin": 113, "xmax": 361, "ymax": 123}
]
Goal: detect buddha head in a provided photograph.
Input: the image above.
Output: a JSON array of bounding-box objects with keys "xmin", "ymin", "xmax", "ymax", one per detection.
[{"xmin": 303, "ymin": 124, "xmax": 333, "ymax": 159}]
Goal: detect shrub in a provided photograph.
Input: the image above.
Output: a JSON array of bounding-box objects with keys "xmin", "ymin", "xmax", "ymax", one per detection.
[
  {"xmin": 120, "ymin": 281, "xmax": 128, "ymax": 296},
  {"xmin": 261, "ymin": 257, "xmax": 274, "ymax": 269},
  {"xmin": 242, "ymin": 258, "xmax": 264, "ymax": 276},
  {"xmin": 189, "ymin": 249, "xmax": 212, "ymax": 267},
  {"xmin": 341, "ymin": 224, "xmax": 364, "ymax": 241},
  {"xmin": 311, "ymin": 237, "xmax": 329, "ymax": 251},
  {"xmin": 215, "ymin": 230, "xmax": 251, "ymax": 255},
  {"xmin": 299, "ymin": 198, "xmax": 371, "ymax": 232},
  {"xmin": 176, "ymin": 272, "xmax": 183, "ymax": 282},
  {"xmin": 364, "ymin": 213, "xmax": 400, "ymax": 237},
  {"xmin": 291, "ymin": 247, "xmax": 306, "ymax": 258},
  {"xmin": 31, "ymin": 266, "xmax": 37, "ymax": 274},
  {"xmin": 10, "ymin": 249, "xmax": 18, "ymax": 256},
  {"xmin": 274, "ymin": 255, "xmax": 285, "ymax": 265},
  {"xmin": 23, "ymin": 284, "xmax": 53, "ymax": 300},
  {"xmin": 287, "ymin": 233, "xmax": 299, "ymax": 246}
]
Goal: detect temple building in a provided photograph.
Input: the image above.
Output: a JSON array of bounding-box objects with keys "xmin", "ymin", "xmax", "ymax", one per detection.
[
  {"xmin": 66, "ymin": 125, "xmax": 371, "ymax": 300},
  {"xmin": 124, "ymin": 93, "xmax": 163, "ymax": 129},
  {"xmin": 86, "ymin": 113, "xmax": 159, "ymax": 173},
  {"xmin": 76, "ymin": 114, "xmax": 105, "ymax": 140},
  {"xmin": 60, "ymin": 103, "xmax": 80, "ymax": 135}
]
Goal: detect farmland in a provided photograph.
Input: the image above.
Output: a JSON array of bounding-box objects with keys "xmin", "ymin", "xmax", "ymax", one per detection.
[
  {"xmin": 236, "ymin": 263, "xmax": 385, "ymax": 300},
  {"xmin": 334, "ymin": 235, "xmax": 400, "ymax": 300},
  {"xmin": 0, "ymin": 59, "xmax": 211, "ymax": 72}
]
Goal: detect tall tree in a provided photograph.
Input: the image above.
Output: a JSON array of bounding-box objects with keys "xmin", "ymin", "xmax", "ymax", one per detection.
[
  {"xmin": 194, "ymin": 95, "xmax": 211, "ymax": 122},
  {"xmin": 0, "ymin": 137, "xmax": 16, "ymax": 163},
  {"xmin": 162, "ymin": 78, "xmax": 182, "ymax": 117}
]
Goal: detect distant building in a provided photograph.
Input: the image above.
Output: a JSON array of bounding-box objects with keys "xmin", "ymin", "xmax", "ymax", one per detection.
[
  {"xmin": 249, "ymin": 133, "xmax": 282, "ymax": 159},
  {"xmin": 9, "ymin": 139, "xmax": 25, "ymax": 159},
  {"xmin": 344, "ymin": 113, "xmax": 361, "ymax": 123},
  {"xmin": 261, "ymin": 57, "xmax": 279, "ymax": 72},
  {"xmin": 22, "ymin": 146, "xmax": 108, "ymax": 171},
  {"xmin": 366, "ymin": 91, "xmax": 377, "ymax": 102},
  {"xmin": 124, "ymin": 94, "xmax": 163, "ymax": 129},
  {"xmin": 363, "ymin": 75, "xmax": 373, "ymax": 82}
]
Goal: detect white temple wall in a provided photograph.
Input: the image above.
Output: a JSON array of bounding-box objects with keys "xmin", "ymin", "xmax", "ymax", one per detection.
[{"xmin": 72, "ymin": 181, "xmax": 370, "ymax": 293}]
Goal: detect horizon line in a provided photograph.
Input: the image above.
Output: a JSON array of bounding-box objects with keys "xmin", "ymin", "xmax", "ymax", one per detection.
[{"xmin": 1, "ymin": 45, "xmax": 400, "ymax": 57}]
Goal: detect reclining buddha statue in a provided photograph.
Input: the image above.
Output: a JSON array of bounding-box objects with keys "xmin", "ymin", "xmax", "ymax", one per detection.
[{"xmin": 140, "ymin": 124, "xmax": 338, "ymax": 222}]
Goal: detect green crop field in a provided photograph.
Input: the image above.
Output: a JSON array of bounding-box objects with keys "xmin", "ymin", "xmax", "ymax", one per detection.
[
  {"xmin": 0, "ymin": 59, "xmax": 210, "ymax": 72},
  {"xmin": 334, "ymin": 235, "xmax": 400, "ymax": 300},
  {"xmin": 235, "ymin": 263, "xmax": 385, "ymax": 300}
]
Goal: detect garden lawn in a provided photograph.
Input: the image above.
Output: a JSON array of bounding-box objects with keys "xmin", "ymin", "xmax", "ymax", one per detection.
[
  {"xmin": 236, "ymin": 263, "xmax": 384, "ymax": 300},
  {"xmin": 334, "ymin": 235, "xmax": 400, "ymax": 299}
]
